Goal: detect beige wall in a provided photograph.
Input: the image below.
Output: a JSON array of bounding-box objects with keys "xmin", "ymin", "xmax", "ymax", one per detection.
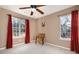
[
  {"xmin": 0, "ymin": 8, "xmax": 36, "ymax": 48},
  {"xmin": 36, "ymin": 6, "xmax": 77, "ymax": 48}
]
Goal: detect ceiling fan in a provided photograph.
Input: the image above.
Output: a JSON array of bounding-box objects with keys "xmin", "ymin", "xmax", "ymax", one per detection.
[{"xmin": 19, "ymin": 5, "xmax": 45, "ymax": 15}]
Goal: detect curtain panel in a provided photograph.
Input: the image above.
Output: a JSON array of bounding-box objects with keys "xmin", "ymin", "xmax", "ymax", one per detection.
[
  {"xmin": 6, "ymin": 14, "xmax": 13, "ymax": 49},
  {"xmin": 71, "ymin": 10, "xmax": 79, "ymax": 53},
  {"xmin": 25, "ymin": 19, "xmax": 30, "ymax": 44}
]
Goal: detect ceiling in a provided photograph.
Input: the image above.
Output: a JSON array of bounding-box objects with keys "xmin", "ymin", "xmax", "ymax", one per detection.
[{"xmin": 0, "ymin": 5, "xmax": 74, "ymax": 19}]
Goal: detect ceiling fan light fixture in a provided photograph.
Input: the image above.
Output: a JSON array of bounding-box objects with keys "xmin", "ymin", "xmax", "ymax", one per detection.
[
  {"xmin": 31, "ymin": 8, "xmax": 36, "ymax": 11},
  {"xmin": 19, "ymin": 5, "xmax": 45, "ymax": 15}
]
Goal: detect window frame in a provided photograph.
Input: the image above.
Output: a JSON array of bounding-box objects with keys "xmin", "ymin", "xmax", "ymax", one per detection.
[
  {"xmin": 59, "ymin": 14, "xmax": 71, "ymax": 41},
  {"xmin": 12, "ymin": 16, "xmax": 25, "ymax": 39}
]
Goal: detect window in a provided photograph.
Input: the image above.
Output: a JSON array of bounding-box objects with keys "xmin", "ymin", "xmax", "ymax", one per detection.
[
  {"xmin": 12, "ymin": 17, "xmax": 25, "ymax": 38},
  {"xmin": 60, "ymin": 14, "xmax": 71, "ymax": 39}
]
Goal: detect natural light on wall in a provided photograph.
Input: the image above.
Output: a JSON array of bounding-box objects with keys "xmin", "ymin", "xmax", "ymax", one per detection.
[
  {"xmin": 12, "ymin": 17, "xmax": 25, "ymax": 39},
  {"xmin": 60, "ymin": 14, "xmax": 71, "ymax": 40}
]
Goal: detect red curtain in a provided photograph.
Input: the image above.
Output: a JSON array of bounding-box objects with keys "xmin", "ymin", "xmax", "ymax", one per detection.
[
  {"xmin": 71, "ymin": 10, "xmax": 79, "ymax": 53},
  {"xmin": 25, "ymin": 19, "xmax": 30, "ymax": 44},
  {"xmin": 6, "ymin": 15, "xmax": 13, "ymax": 49}
]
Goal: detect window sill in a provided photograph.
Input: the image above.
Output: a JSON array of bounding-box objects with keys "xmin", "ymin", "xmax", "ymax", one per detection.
[
  {"xmin": 60, "ymin": 38, "xmax": 70, "ymax": 41},
  {"xmin": 13, "ymin": 35, "xmax": 25, "ymax": 39}
]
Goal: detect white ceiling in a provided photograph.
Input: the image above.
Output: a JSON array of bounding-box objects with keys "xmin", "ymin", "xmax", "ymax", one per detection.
[{"xmin": 0, "ymin": 5, "xmax": 74, "ymax": 19}]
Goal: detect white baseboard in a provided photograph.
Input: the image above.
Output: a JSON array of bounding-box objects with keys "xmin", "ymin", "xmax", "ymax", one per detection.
[
  {"xmin": 46, "ymin": 42, "xmax": 70, "ymax": 50},
  {"xmin": 0, "ymin": 43, "xmax": 24, "ymax": 50},
  {"xmin": 0, "ymin": 42, "xmax": 70, "ymax": 51},
  {"xmin": 0, "ymin": 47, "xmax": 5, "ymax": 50}
]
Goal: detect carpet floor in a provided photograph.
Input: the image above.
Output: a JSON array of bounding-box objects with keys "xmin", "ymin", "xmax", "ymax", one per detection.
[{"xmin": 0, "ymin": 43, "xmax": 75, "ymax": 54}]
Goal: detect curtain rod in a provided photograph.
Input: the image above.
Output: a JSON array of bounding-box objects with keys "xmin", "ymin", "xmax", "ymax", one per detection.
[
  {"xmin": 57, "ymin": 10, "xmax": 79, "ymax": 17},
  {"xmin": 6, "ymin": 14, "xmax": 27, "ymax": 20},
  {"xmin": 57, "ymin": 12, "xmax": 71, "ymax": 17}
]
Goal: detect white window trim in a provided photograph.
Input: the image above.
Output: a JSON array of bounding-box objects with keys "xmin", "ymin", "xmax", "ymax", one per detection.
[
  {"xmin": 59, "ymin": 14, "xmax": 71, "ymax": 41},
  {"xmin": 60, "ymin": 37, "xmax": 71, "ymax": 41},
  {"xmin": 13, "ymin": 34, "xmax": 25, "ymax": 39},
  {"xmin": 12, "ymin": 16, "xmax": 25, "ymax": 38}
]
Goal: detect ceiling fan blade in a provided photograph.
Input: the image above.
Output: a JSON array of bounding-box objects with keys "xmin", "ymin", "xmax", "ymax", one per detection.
[
  {"xmin": 36, "ymin": 5, "xmax": 45, "ymax": 7},
  {"xmin": 36, "ymin": 8, "xmax": 44, "ymax": 14},
  {"xmin": 19, "ymin": 7, "xmax": 31, "ymax": 9},
  {"xmin": 30, "ymin": 11, "xmax": 33, "ymax": 15}
]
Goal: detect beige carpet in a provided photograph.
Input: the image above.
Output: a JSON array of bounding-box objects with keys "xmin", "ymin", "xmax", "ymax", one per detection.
[{"xmin": 0, "ymin": 43, "xmax": 75, "ymax": 54}]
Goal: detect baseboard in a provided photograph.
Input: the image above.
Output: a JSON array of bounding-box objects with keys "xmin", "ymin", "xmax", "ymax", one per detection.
[
  {"xmin": 0, "ymin": 42, "xmax": 70, "ymax": 51},
  {"xmin": 46, "ymin": 42, "xmax": 70, "ymax": 50},
  {"xmin": 0, "ymin": 43, "xmax": 24, "ymax": 50},
  {"xmin": 0, "ymin": 47, "xmax": 5, "ymax": 50}
]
